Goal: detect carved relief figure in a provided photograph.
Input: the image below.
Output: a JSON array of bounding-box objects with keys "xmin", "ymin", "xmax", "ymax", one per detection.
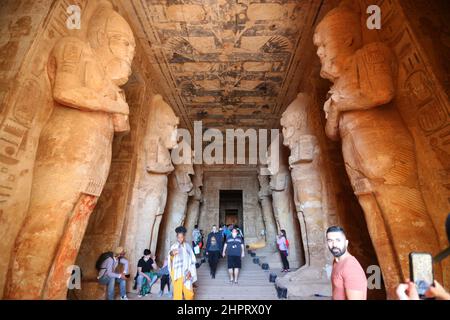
[
  {"xmin": 126, "ymin": 94, "xmax": 179, "ymax": 270},
  {"xmin": 5, "ymin": 2, "xmax": 135, "ymax": 299},
  {"xmin": 313, "ymin": 2, "xmax": 442, "ymax": 297},
  {"xmin": 279, "ymin": 93, "xmax": 329, "ymax": 290},
  {"xmin": 158, "ymin": 145, "xmax": 194, "ymax": 260},
  {"xmin": 266, "ymin": 143, "xmax": 304, "ymax": 268}
]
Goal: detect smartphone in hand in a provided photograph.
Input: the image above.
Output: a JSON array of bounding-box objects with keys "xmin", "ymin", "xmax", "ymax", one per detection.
[{"xmin": 409, "ymin": 252, "xmax": 434, "ymax": 297}]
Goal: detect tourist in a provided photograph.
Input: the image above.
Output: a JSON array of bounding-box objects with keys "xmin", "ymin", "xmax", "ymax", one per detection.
[
  {"xmin": 326, "ymin": 226, "xmax": 367, "ymax": 300},
  {"xmin": 168, "ymin": 226, "xmax": 197, "ymax": 300},
  {"xmin": 277, "ymin": 230, "xmax": 290, "ymax": 272},
  {"xmin": 192, "ymin": 224, "xmax": 201, "ymax": 251},
  {"xmin": 158, "ymin": 258, "xmax": 172, "ymax": 298},
  {"xmin": 115, "ymin": 246, "xmax": 130, "ymax": 276},
  {"xmin": 136, "ymin": 249, "xmax": 158, "ymax": 297},
  {"xmin": 222, "ymin": 228, "xmax": 245, "ymax": 284},
  {"xmin": 222, "ymin": 224, "xmax": 231, "ymax": 243},
  {"xmin": 96, "ymin": 247, "xmax": 129, "ymax": 300},
  {"xmin": 206, "ymin": 224, "xmax": 223, "ymax": 278}
]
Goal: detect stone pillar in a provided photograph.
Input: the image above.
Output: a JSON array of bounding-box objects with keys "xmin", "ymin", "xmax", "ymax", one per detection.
[
  {"xmin": 4, "ymin": 2, "xmax": 135, "ymax": 299},
  {"xmin": 267, "ymin": 143, "xmax": 304, "ymax": 269},
  {"xmin": 313, "ymin": 1, "xmax": 443, "ymax": 298},
  {"xmin": 157, "ymin": 155, "xmax": 194, "ymax": 262},
  {"xmin": 257, "ymin": 169, "xmax": 278, "ymax": 252},
  {"xmin": 184, "ymin": 165, "xmax": 203, "ymax": 244},
  {"xmin": 276, "ymin": 93, "xmax": 331, "ymax": 297},
  {"xmin": 122, "ymin": 94, "xmax": 179, "ymax": 279}
]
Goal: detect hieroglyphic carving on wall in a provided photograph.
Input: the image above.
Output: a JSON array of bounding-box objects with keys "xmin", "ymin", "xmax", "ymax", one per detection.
[
  {"xmin": 313, "ymin": 0, "xmax": 448, "ymax": 297},
  {"xmin": 0, "ymin": 0, "xmax": 89, "ymax": 299},
  {"xmin": 370, "ymin": 0, "xmax": 450, "ymax": 289}
]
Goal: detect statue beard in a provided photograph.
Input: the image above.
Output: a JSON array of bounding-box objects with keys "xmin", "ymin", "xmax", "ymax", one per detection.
[
  {"xmin": 319, "ymin": 55, "xmax": 344, "ymax": 82},
  {"xmin": 105, "ymin": 57, "xmax": 132, "ymax": 86}
]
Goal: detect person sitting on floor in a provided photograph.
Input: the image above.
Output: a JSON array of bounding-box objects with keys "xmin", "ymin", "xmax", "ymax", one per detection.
[{"xmin": 136, "ymin": 249, "xmax": 158, "ymax": 298}]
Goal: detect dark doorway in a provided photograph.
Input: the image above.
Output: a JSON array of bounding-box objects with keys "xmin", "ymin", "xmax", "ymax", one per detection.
[{"xmin": 219, "ymin": 190, "xmax": 243, "ymax": 230}]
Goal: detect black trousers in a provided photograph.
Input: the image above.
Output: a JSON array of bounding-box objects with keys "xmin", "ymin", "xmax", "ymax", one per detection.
[
  {"xmin": 279, "ymin": 250, "xmax": 290, "ymax": 270},
  {"xmin": 160, "ymin": 274, "xmax": 170, "ymax": 292},
  {"xmin": 208, "ymin": 250, "xmax": 220, "ymax": 276}
]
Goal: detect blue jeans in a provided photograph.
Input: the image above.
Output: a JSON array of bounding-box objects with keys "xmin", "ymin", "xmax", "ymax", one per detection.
[{"xmin": 102, "ymin": 276, "xmax": 126, "ymax": 300}]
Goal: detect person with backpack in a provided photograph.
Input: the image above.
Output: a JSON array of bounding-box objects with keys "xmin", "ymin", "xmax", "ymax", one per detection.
[
  {"xmin": 135, "ymin": 249, "xmax": 158, "ymax": 298},
  {"xmin": 277, "ymin": 230, "xmax": 290, "ymax": 272},
  {"xmin": 96, "ymin": 247, "xmax": 129, "ymax": 300}
]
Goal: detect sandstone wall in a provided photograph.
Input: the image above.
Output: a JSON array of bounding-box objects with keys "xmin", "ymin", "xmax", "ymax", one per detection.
[{"xmin": 0, "ymin": 0, "xmax": 93, "ymax": 299}]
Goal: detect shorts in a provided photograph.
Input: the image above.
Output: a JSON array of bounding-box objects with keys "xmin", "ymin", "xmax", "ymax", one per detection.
[{"xmin": 227, "ymin": 255, "xmax": 242, "ymax": 269}]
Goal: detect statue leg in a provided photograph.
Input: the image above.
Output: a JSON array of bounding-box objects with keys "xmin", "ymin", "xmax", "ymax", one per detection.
[
  {"xmin": 296, "ymin": 173, "xmax": 326, "ymax": 269},
  {"xmin": 43, "ymin": 194, "xmax": 98, "ymax": 299},
  {"xmin": 135, "ymin": 190, "xmax": 159, "ymax": 258},
  {"xmin": 5, "ymin": 178, "xmax": 82, "ymax": 299},
  {"xmin": 342, "ymin": 131, "xmax": 442, "ymax": 298}
]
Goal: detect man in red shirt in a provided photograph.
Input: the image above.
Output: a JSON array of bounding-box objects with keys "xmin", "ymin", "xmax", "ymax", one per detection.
[{"xmin": 326, "ymin": 226, "xmax": 367, "ymax": 300}]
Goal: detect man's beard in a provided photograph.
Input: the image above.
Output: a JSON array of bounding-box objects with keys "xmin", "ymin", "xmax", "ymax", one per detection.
[{"xmin": 329, "ymin": 246, "xmax": 347, "ymax": 257}]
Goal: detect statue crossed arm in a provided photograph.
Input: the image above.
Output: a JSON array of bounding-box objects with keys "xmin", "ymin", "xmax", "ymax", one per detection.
[
  {"xmin": 50, "ymin": 37, "xmax": 129, "ymax": 116},
  {"xmin": 323, "ymin": 43, "xmax": 396, "ymax": 140}
]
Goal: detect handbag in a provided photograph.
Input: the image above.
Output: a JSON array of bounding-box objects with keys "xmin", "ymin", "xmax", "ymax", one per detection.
[{"xmin": 194, "ymin": 245, "xmax": 200, "ymax": 254}]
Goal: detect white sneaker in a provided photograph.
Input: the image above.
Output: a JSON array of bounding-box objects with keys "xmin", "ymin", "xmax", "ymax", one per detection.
[
  {"xmin": 120, "ymin": 295, "xmax": 128, "ymax": 300},
  {"xmin": 137, "ymin": 294, "xmax": 142, "ymax": 298}
]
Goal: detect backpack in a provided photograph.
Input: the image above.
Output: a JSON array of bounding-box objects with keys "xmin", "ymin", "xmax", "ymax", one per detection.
[
  {"xmin": 285, "ymin": 239, "xmax": 289, "ymax": 248},
  {"xmin": 95, "ymin": 251, "xmax": 114, "ymax": 271}
]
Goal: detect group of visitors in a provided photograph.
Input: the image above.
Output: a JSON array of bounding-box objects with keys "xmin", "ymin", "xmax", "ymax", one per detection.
[
  {"xmin": 95, "ymin": 214, "xmax": 450, "ymax": 301},
  {"xmin": 203, "ymin": 224, "xmax": 246, "ymax": 283},
  {"xmin": 95, "ymin": 247, "xmax": 171, "ymax": 300}
]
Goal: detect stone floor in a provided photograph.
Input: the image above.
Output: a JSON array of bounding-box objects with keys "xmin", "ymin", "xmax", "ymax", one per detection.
[{"xmin": 129, "ymin": 253, "xmax": 281, "ymax": 300}]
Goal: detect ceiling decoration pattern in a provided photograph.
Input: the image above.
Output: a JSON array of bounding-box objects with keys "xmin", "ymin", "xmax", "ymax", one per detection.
[{"xmin": 128, "ymin": 0, "xmax": 322, "ymax": 131}]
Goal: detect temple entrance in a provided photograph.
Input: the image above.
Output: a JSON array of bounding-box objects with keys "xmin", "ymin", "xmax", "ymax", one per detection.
[
  {"xmin": 225, "ymin": 210, "xmax": 238, "ymax": 226},
  {"xmin": 219, "ymin": 190, "xmax": 243, "ymax": 229}
]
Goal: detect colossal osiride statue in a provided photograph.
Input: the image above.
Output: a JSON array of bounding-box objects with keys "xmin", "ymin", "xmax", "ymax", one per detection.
[
  {"xmin": 157, "ymin": 143, "xmax": 194, "ymax": 261},
  {"xmin": 184, "ymin": 165, "xmax": 203, "ymax": 244},
  {"xmin": 4, "ymin": 2, "xmax": 135, "ymax": 300},
  {"xmin": 276, "ymin": 93, "xmax": 331, "ymax": 297},
  {"xmin": 266, "ymin": 143, "xmax": 304, "ymax": 269},
  {"xmin": 257, "ymin": 168, "xmax": 278, "ymax": 252},
  {"xmin": 124, "ymin": 94, "xmax": 179, "ymax": 273},
  {"xmin": 313, "ymin": 1, "xmax": 442, "ymax": 297}
]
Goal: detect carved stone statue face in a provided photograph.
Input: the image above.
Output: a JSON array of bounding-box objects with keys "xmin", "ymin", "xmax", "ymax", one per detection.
[
  {"xmin": 269, "ymin": 166, "xmax": 288, "ymax": 192},
  {"xmin": 280, "ymin": 93, "xmax": 309, "ymax": 149},
  {"xmin": 193, "ymin": 165, "xmax": 204, "ymax": 188},
  {"xmin": 88, "ymin": 5, "xmax": 136, "ymax": 86},
  {"xmin": 266, "ymin": 143, "xmax": 290, "ymax": 191},
  {"xmin": 258, "ymin": 174, "xmax": 271, "ymax": 196},
  {"xmin": 313, "ymin": 6, "xmax": 362, "ymax": 81},
  {"xmin": 151, "ymin": 95, "xmax": 180, "ymax": 149},
  {"xmin": 174, "ymin": 164, "xmax": 194, "ymax": 193},
  {"xmin": 189, "ymin": 165, "xmax": 203, "ymax": 199}
]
